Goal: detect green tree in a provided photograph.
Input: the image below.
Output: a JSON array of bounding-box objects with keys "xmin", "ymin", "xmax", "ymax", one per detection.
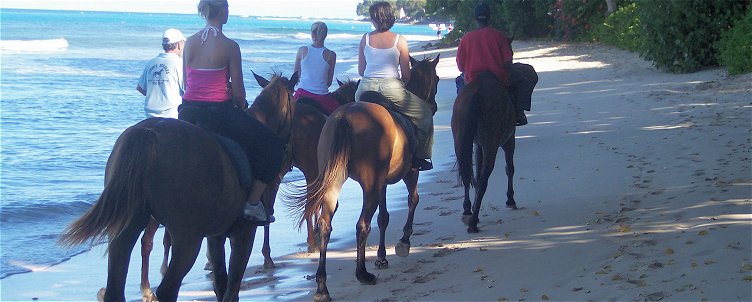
[{"xmin": 357, "ymin": 0, "xmax": 428, "ymax": 20}]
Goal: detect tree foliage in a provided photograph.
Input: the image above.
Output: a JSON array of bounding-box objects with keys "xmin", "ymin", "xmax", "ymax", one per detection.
[
  {"xmin": 356, "ymin": 0, "xmax": 428, "ymax": 21},
  {"xmin": 637, "ymin": 0, "xmax": 747, "ymax": 73}
]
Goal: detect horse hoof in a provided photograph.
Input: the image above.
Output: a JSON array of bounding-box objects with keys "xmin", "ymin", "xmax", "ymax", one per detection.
[
  {"xmin": 462, "ymin": 214, "xmax": 472, "ymax": 225},
  {"xmin": 141, "ymin": 287, "xmax": 155, "ymax": 301},
  {"xmin": 467, "ymin": 225, "xmax": 480, "ymax": 233},
  {"xmin": 307, "ymin": 245, "xmax": 320, "ymax": 253},
  {"xmin": 97, "ymin": 288, "xmax": 106, "ymax": 302},
  {"xmin": 203, "ymin": 261, "xmax": 213, "ymax": 271},
  {"xmin": 313, "ymin": 292, "xmax": 331, "ymax": 302},
  {"xmin": 357, "ymin": 271, "xmax": 377, "ymax": 285},
  {"xmin": 142, "ymin": 291, "xmax": 158, "ymax": 302},
  {"xmin": 395, "ymin": 240, "xmax": 410, "ymax": 257},
  {"xmin": 506, "ymin": 202, "xmax": 518, "ymax": 210},
  {"xmin": 263, "ymin": 260, "xmax": 275, "ymax": 270},
  {"xmin": 375, "ymin": 258, "xmax": 389, "ymax": 269}
]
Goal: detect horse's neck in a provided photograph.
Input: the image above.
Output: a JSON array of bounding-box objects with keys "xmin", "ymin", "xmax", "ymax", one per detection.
[{"xmin": 331, "ymin": 88, "xmax": 355, "ymax": 105}]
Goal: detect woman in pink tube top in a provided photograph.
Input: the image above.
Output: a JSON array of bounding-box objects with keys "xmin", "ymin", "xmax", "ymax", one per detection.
[
  {"xmin": 293, "ymin": 21, "xmax": 339, "ymax": 115},
  {"xmin": 179, "ymin": 0, "xmax": 283, "ymax": 224}
]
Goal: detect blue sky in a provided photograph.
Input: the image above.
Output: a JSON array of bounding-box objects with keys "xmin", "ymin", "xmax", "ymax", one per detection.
[{"xmin": 1, "ymin": 0, "xmax": 362, "ymax": 19}]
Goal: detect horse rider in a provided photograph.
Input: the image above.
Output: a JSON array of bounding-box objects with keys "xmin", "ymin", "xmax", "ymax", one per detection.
[{"xmin": 456, "ymin": 2, "xmax": 528, "ymax": 126}]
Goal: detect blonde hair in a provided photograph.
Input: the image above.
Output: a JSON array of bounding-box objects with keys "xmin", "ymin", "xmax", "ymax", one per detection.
[
  {"xmin": 197, "ymin": 0, "xmax": 228, "ymax": 20},
  {"xmin": 311, "ymin": 22, "xmax": 328, "ymax": 43}
]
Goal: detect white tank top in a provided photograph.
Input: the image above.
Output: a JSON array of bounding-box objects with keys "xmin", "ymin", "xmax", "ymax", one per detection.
[
  {"xmin": 298, "ymin": 46, "xmax": 330, "ymax": 95},
  {"xmin": 363, "ymin": 33, "xmax": 400, "ymax": 79}
]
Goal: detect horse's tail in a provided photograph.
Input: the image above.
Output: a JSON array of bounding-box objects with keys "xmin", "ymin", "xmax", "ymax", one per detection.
[
  {"xmin": 291, "ymin": 116, "xmax": 351, "ymax": 229},
  {"xmin": 59, "ymin": 125, "xmax": 156, "ymax": 249},
  {"xmin": 454, "ymin": 90, "xmax": 480, "ymax": 188}
]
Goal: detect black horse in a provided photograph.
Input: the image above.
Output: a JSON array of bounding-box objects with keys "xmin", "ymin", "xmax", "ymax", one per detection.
[{"xmin": 452, "ymin": 72, "xmax": 518, "ymax": 233}]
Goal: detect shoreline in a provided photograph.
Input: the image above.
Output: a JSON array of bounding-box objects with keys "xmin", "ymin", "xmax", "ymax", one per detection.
[{"xmin": 2, "ymin": 40, "xmax": 750, "ymax": 301}]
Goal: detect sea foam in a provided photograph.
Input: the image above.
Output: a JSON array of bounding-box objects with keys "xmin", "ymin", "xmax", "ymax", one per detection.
[{"xmin": 1, "ymin": 38, "xmax": 69, "ymax": 52}]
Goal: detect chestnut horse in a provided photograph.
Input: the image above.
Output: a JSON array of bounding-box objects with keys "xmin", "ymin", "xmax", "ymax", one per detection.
[
  {"xmin": 291, "ymin": 56, "xmax": 439, "ymax": 302},
  {"xmin": 264, "ymin": 79, "xmax": 359, "ymax": 259},
  {"xmin": 451, "ymin": 72, "xmax": 518, "ymax": 233},
  {"xmin": 59, "ymin": 72, "xmax": 298, "ymax": 302}
]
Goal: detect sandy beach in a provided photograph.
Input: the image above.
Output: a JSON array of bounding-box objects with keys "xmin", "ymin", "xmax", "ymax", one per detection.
[{"xmin": 2, "ymin": 40, "xmax": 750, "ymax": 301}]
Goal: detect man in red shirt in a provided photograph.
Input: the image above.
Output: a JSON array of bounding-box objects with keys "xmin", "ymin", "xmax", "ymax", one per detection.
[{"xmin": 456, "ymin": 2, "xmax": 527, "ymax": 126}]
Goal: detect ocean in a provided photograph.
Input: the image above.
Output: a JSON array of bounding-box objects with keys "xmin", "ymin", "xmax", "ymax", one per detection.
[{"xmin": 0, "ymin": 8, "xmax": 438, "ymax": 279}]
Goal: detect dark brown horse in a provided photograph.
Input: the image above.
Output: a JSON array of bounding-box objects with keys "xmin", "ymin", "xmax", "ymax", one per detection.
[
  {"xmin": 451, "ymin": 72, "xmax": 518, "ymax": 234},
  {"xmin": 59, "ymin": 72, "xmax": 298, "ymax": 302},
  {"xmin": 291, "ymin": 56, "xmax": 439, "ymax": 302},
  {"xmin": 263, "ymin": 79, "xmax": 359, "ymax": 261},
  {"xmin": 135, "ymin": 80, "xmax": 358, "ymax": 298}
]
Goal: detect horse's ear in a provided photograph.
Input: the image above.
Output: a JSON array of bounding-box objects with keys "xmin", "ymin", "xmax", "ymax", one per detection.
[
  {"xmin": 409, "ymin": 56, "xmax": 418, "ymax": 67},
  {"xmin": 288, "ymin": 71, "xmax": 300, "ymax": 91},
  {"xmin": 431, "ymin": 54, "xmax": 440, "ymax": 67},
  {"xmin": 253, "ymin": 71, "xmax": 270, "ymax": 88},
  {"xmin": 337, "ymin": 79, "xmax": 344, "ymax": 86}
]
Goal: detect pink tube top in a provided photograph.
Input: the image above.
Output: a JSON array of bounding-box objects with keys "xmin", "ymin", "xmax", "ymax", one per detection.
[{"xmin": 183, "ymin": 67, "xmax": 232, "ymax": 102}]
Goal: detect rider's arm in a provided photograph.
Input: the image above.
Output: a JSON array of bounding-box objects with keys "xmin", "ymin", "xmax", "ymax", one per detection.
[
  {"xmin": 397, "ymin": 35, "xmax": 411, "ymax": 84},
  {"xmin": 228, "ymin": 41, "xmax": 247, "ymax": 108},
  {"xmin": 325, "ymin": 49, "xmax": 337, "ymax": 88},
  {"xmin": 358, "ymin": 34, "xmax": 367, "ymax": 76}
]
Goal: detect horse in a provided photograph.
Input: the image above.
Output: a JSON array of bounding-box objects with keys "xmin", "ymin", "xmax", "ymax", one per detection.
[
  {"xmin": 263, "ymin": 79, "xmax": 359, "ymax": 261},
  {"xmin": 59, "ymin": 72, "xmax": 299, "ymax": 302},
  {"xmin": 291, "ymin": 55, "xmax": 440, "ymax": 302},
  {"xmin": 134, "ymin": 79, "xmax": 358, "ymax": 299},
  {"xmin": 451, "ymin": 71, "xmax": 518, "ymax": 234}
]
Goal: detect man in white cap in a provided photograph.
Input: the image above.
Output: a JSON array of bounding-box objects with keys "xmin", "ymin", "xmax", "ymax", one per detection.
[{"xmin": 137, "ymin": 28, "xmax": 186, "ymax": 119}]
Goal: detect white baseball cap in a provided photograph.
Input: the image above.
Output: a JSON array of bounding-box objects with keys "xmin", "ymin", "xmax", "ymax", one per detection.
[{"xmin": 162, "ymin": 28, "xmax": 185, "ymax": 44}]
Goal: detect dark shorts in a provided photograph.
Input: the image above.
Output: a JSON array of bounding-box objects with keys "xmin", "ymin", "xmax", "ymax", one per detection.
[{"xmin": 179, "ymin": 100, "xmax": 285, "ymax": 183}]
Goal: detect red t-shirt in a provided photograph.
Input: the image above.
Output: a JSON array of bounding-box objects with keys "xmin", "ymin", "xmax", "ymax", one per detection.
[{"xmin": 456, "ymin": 27, "xmax": 513, "ymax": 86}]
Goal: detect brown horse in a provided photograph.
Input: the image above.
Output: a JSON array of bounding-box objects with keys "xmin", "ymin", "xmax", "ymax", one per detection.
[
  {"xmin": 291, "ymin": 56, "xmax": 439, "ymax": 302},
  {"xmin": 135, "ymin": 80, "xmax": 358, "ymax": 298},
  {"xmin": 451, "ymin": 72, "xmax": 518, "ymax": 234},
  {"xmin": 59, "ymin": 72, "xmax": 298, "ymax": 302},
  {"xmin": 263, "ymin": 79, "xmax": 359, "ymax": 261}
]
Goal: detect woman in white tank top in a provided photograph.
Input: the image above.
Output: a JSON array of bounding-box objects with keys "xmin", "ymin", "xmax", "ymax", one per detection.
[
  {"xmin": 355, "ymin": 2, "xmax": 434, "ymax": 171},
  {"xmin": 294, "ymin": 22, "xmax": 340, "ymax": 114}
]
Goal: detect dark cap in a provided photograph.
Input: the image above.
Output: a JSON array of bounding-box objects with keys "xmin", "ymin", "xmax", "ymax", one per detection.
[{"xmin": 475, "ymin": 3, "xmax": 490, "ymax": 20}]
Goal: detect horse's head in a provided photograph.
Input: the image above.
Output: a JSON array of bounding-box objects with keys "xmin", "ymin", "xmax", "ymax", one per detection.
[
  {"xmin": 333, "ymin": 78, "xmax": 359, "ymax": 105},
  {"xmin": 249, "ymin": 71, "xmax": 299, "ymax": 139},
  {"xmin": 407, "ymin": 54, "xmax": 440, "ymax": 115}
]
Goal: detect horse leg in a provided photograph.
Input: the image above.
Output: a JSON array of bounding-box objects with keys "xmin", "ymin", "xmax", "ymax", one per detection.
[
  {"xmin": 304, "ymin": 173, "xmax": 321, "ymax": 253},
  {"xmin": 207, "ymin": 236, "xmax": 228, "ymax": 301},
  {"xmin": 375, "ymin": 185, "xmax": 389, "ymax": 269},
  {"xmin": 305, "ymin": 208, "xmax": 321, "ymax": 253},
  {"xmin": 140, "ymin": 217, "xmax": 160, "ymax": 297},
  {"xmin": 314, "ymin": 197, "xmax": 337, "ymax": 302},
  {"xmin": 356, "ymin": 184, "xmax": 380, "ymax": 284},
  {"xmin": 155, "ymin": 234, "xmax": 203, "ymax": 302},
  {"xmin": 502, "ymin": 137, "xmax": 518, "ymax": 209},
  {"xmin": 396, "ymin": 169, "xmax": 419, "ymax": 257},
  {"xmin": 160, "ymin": 228, "xmax": 171, "ymax": 276},
  {"xmin": 104, "ymin": 212, "xmax": 150, "ymax": 301},
  {"xmin": 462, "ymin": 144, "xmax": 480, "ymax": 225},
  {"xmin": 261, "ymin": 224, "xmax": 274, "ymax": 269},
  {"xmin": 223, "ymin": 222, "xmax": 258, "ymax": 301},
  {"xmin": 468, "ymin": 145, "xmax": 499, "ymax": 233}
]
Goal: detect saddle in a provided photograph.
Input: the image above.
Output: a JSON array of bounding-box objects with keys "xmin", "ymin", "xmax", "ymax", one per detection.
[
  {"xmin": 359, "ymin": 91, "xmax": 418, "ymax": 155},
  {"xmin": 178, "ymin": 104, "xmax": 252, "ymax": 189}
]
